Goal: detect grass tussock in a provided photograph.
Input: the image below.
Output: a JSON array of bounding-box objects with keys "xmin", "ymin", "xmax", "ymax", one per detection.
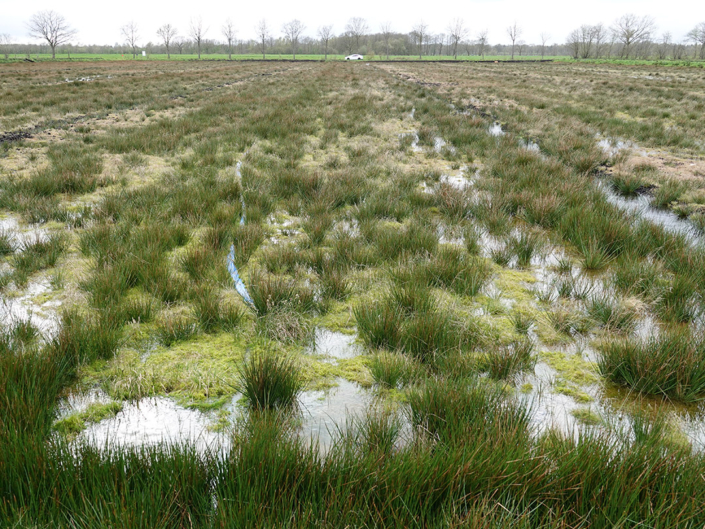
[
  {"xmin": 12, "ymin": 233, "xmax": 67, "ymax": 284},
  {"xmin": 425, "ymin": 246, "xmax": 492, "ymax": 296},
  {"xmin": 408, "ymin": 377, "xmax": 531, "ymax": 445},
  {"xmin": 156, "ymin": 313, "xmax": 198, "ymax": 346},
  {"xmin": 238, "ymin": 351, "xmax": 303, "ymax": 410},
  {"xmin": 0, "ymin": 228, "xmax": 15, "ymax": 256},
  {"xmin": 247, "ymin": 269, "xmax": 316, "ymax": 317},
  {"xmin": 370, "ymin": 352, "xmax": 422, "ymax": 389},
  {"xmin": 478, "ymin": 338, "xmax": 536, "ymax": 379},
  {"xmin": 586, "ymin": 294, "xmax": 637, "ymax": 333},
  {"xmin": 599, "ymin": 329, "xmax": 705, "ymax": 402}
]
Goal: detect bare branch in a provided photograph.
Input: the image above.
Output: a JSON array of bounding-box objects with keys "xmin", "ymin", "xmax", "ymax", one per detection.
[
  {"xmin": 448, "ymin": 18, "xmax": 467, "ymax": 59},
  {"xmin": 157, "ymin": 24, "xmax": 178, "ymax": 59},
  {"xmin": 282, "ymin": 20, "xmax": 305, "ymax": 59},
  {"xmin": 256, "ymin": 19, "xmax": 270, "ymax": 59},
  {"xmin": 476, "ymin": 29, "xmax": 489, "ymax": 59},
  {"xmin": 27, "ymin": 10, "xmax": 77, "ymax": 59},
  {"xmin": 687, "ymin": 22, "xmax": 705, "ymax": 59},
  {"xmin": 611, "ymin": 14, "xmax": 655, "ymax": 58},
  {"xmin": 380, "ymin": 22, "xmax": 393, "ymax": 59},
  {"xmin": 189, "ymin": 17, "xmax": 208, "ymax": 59},
  {"xmin": 411, "ymin": 21, "xmax": 429, "ymax": 59},
  {"xmin": 345, "ymin": 18, "xmax": 368, "ymax": 51},
  {"xmin": 0, "ymin": 34, "xmax": 12, "ymax": 60},
  {"xmin": 506, "ymin": 22, "xmax": 522, "ymax": 59},
  {"xmin": 222, "ymin": 19, "xmax": 237, "ymax": 60},
  {"xmin": 317, "ymin": 25, "xmax": 334, "ymax": 60},
  {"xmin": 121, "ymin": 21, "xmax": 140, "ymax": 59}
]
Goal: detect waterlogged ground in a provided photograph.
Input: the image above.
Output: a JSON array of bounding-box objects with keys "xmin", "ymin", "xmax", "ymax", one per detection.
[{"xmin": 3, "ymin": 60, "xmax": 705, "ymax": 456}]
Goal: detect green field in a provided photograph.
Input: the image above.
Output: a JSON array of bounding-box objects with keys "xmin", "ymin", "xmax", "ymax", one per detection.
[{"xmin": 3, "ymin": 53, "xmax": 703, "ymax": 68}]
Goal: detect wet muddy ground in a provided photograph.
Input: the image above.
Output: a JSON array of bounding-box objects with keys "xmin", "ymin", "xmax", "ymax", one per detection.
[{"xmin": 3, "ymin": 60, "xmax": 705, "ymax": 457}]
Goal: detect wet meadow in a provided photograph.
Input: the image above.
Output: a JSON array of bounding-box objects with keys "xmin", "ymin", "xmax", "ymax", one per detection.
[{"xmin": 2, "ymin": 59, "xmax": 705, "ymax": 527}]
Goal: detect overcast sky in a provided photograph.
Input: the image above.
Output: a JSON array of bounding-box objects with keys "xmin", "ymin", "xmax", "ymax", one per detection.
[{"xmin": 1, "ymin": 0, "xmax": 700, "ymax": 46}]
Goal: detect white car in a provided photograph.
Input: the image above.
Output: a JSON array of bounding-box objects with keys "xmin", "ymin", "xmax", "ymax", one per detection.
[{"xmin": 345, "ymin": 54, "xmax": 364, "ymax": 60}]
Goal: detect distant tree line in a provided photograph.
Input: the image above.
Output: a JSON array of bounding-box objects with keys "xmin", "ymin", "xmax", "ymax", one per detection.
[
  {"xmin": 567, "ymin": 15, "xmax": 705, "ymax": 60},
  {"xmin": 2, "ymin": 11, "xmax": 704, "ymax": 61}
]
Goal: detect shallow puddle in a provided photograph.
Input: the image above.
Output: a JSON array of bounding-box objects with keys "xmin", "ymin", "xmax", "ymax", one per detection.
[
  {"xmin": 80, "ymin": 396, "xmax": 229, "ymax": 452},
  {"xmin": 597, "ymin": 137, "xmax": 647, "ymax": 158},
  {"xmin": 598, "ymin": 181, "xmax": 704, "ymax": 245},
  {"xmin": 488, "ymin": 122, "xmax": 504, "ymax": 137},
  {"xmin": 0, "ymin": 277, "xmax": 60, "ymax": 336},
  {"xmin": 0, "ymin": 215, "xmax": 49, "ymax": 247},
  {"xmin": 520, "ymin": 139, "xmax": 540, "ymax": 152},
  {"xmin": 438, "ymin": 166, "xmax": 474, "ymax": 190},
  {"xmin": 399, "ymin": 132, "xmax": 422, "ymax": 152},
  {"xmin": 307, "ymin": 328, "xmax": 360, "ymax": 360},
  {"xmin": 299, "ymin": 379, "xmax": 372, "ymax": 451}
]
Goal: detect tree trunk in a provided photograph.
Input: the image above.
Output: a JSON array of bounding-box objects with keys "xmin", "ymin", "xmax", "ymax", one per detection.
[{"xmin": 51, "ymin": 44, "xmax": 56, "ymax": 59}]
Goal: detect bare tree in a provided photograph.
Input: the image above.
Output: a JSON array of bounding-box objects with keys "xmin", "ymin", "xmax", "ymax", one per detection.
[
  {"xmin": 506, "ymin": 22, "xmax": 522, "ymax": 59},
  {"xmin": 380, "ymin": 22, "xmax": 393, "ymax": 59},
  {"xmin": 657, "ymin": 32, "xmax": 672, "ymax": 60},
  {"xmin": 189, "ymin": 17, "xmax": 207, "ymax": 59},
  {"xmin": 345, "ymin": 17, "xmax": 368, "ymax": 51},
  {"xmin": 436, "ymin": 33, "xmax": 446, "ymax": 56},
  {"xmin": 540, "ymin": 32, "xmax": 551, "ymax": 59},
  {"xmin": 282, "ymin": 19, "xmax": 305, "ymax": 59},
  {"xmin": 476, "ymin": 29, "xmax": 488, "ymax": 59},
  {"xmin": 27, "ymin": 10, "xmax": 77, "ymax": 59},
  {"xmin": 567, "ymin": 24, "xmax": 607, "ymax": 59},
  {"xmin": 579, "ymin": 25, "xmax": 595, "ymax": 58},
  {"xmin": 448, "ymin": 18, "xmax": 467, "ymax": 60},
  {"xmin": 121, "ymin": 21, "xmax": 140, "ymax": 58},
  {"xmin": 174, "ymin": 37, "xmax": 186, "ymax": 55},
  {"xmin": 221, "ymin": 19, "xmax": 237, "ymax": 60},
  {"xmin": 593, "ymin": 23, "xmax": 608, "ymax": 58},
  {"xmin": 317, "ymin": 25, "xmax": 334, "ymax": 60},
  {"xmin": 672, "ymin": 41, "xmax": 686, "ymax": 60},
  {"xmin": 340, "ymin": 32, "xmax": 354, "ymax": 55},
  {"xmin": 567, "ymin": 29, "xmax": 581, "ymax": 59},
  {"xmin": 256, "ymin": 19, "xmax": 269, "ymax": 59},
  {"xmin": 611, "ymin": 14, "xmax": 655, "ymax": 59},
  {"xmin": 687, "ymin": 22, "xmax": 705, "ymax": 59},
  {"xmin": 411, "ymin": 21, "xmax": 429, "ymax": 59},
  {"xmin": 157, "ymin": 24, "xmax": 178, "ymax": 59},
  {"xmin": 0, "ymin": 34, "xmax": 12, "ymax": 59}
]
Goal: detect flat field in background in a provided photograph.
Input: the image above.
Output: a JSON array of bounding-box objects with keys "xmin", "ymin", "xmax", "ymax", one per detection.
[
  {"xmin": 3, "ymin": 54, "xmax": 704, "ymax": 67},
  {"xmin": 1, "ymin": 53, "xmax": 565, "ymax": 62},
  {"xmin": 2, "ymin": 59, "xmax": 705, "ymax": 527}
]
